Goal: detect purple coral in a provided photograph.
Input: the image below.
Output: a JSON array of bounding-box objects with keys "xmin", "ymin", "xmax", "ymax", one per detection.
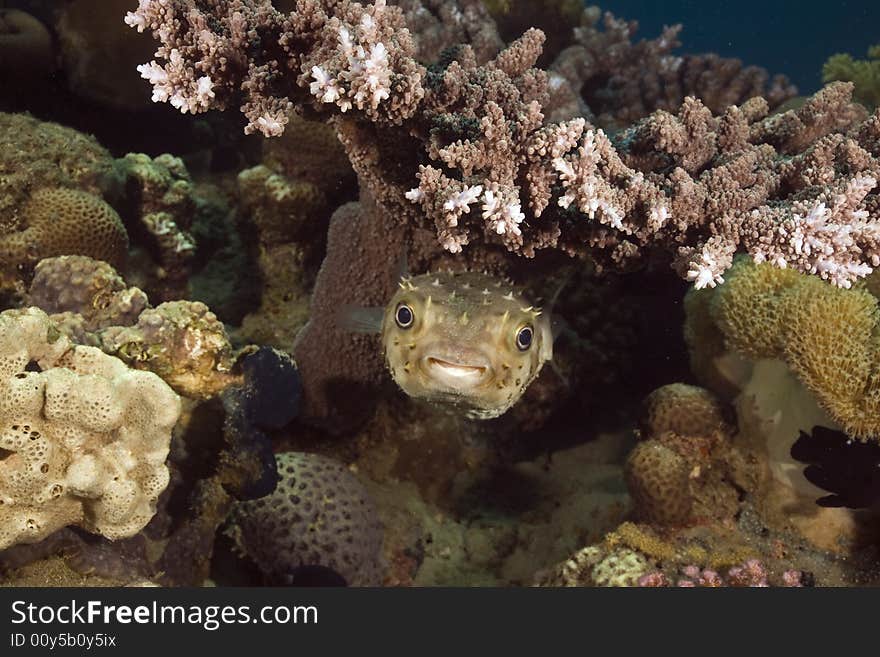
[{"xmin": 640, "ymin": 560, "xmax": 804, "ymax": 587}]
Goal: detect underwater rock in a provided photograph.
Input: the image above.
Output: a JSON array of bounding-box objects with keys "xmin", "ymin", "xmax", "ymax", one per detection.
[
  {"xmin": 100, "ymin": 301, "xmax": 239, "ymax": 400},
  {"xmin": 227, "ymin": 452, "xmax": 384, "ymax": 587},
  {"xmin": 55, "ymin": 0, "xmax": 157, "ymax": 110},
  {"xmin": 0, "ymin": 9, "xmax": 54, "ymax": 80},
  {"xmin": 27, "ymin": 256, "xmax": 149, "ymax": 334},
  {"xmin": 0, "ymin": 307, "xmax": 180, "ymax": 550}
]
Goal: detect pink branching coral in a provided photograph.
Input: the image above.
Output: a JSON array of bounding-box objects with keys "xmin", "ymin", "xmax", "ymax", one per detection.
[{"xmin": 127, "ymin": 0, "xmax": 880, "ymax": 289}]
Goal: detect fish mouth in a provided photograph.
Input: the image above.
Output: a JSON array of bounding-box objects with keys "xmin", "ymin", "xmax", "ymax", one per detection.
[{"xmin": 424, "ymin": 357, "xmax": 490, "ymax": 387}]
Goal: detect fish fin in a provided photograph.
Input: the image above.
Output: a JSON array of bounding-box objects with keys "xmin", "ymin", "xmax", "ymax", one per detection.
[
  {"xmin": 394, "ymin": 253, "xmax": 410, "ymax": 283},
  {"xmin": 549, "ymin": 359, "xmax": 570, "ymax": 390},
  {"xmin": 546, "ymin": 272, "xmax": 572, "ymax": 314},
  {"xmin": 551, "ymin": 314, "xmax": 581, "ymax": 345},
  {"xmin": 337, "ymin": 305, "xmax": 384, "ymax": 333}
]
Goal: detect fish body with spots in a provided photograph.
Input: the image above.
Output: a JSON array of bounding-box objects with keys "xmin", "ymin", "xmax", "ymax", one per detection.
[{"xmin": 343, "ymin": 271, "xmax": 554, "ymax": 419}]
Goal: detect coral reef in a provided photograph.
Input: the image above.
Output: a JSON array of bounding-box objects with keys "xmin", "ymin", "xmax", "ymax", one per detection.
[
  {"xmin": 0, "ymin": 188, "xmax": 129, "ymax": 292},
  {"xmin": 234, "ymin": 164, "xmax": 325, "ymax": 347},
  {"xmin": 27, "ymin": 256, "xmax": 149, "ymax": 336},
  {"xmin": 23, "ymin": 256, "xmax": 238, "ymax": 401},
  {"xmin": 625, "ymin": 384, "xmax": 750, "ymax": 526},
  {"xmin": 100, "ymin": 301, "xmax": 238, "ymax": 400},
  {"xmin": 534, "ymin": 544, "xmax": 649, "ymax": 586},
  {"xmin": 0, "ymin": 113, "xmax": 119, "ymax": 226},
  {"xmin": 551, "ymin": 6, "xmax": 797, "ymax": 127},
  {"xmin": 0, "ymin": 307, "xmax": 180, "ymax": 550},
  {"xmin": 823, "ymin": 45, "xmax": 880, "ymax": 109},
  {"xmin": 685, "ymin": 256, "xmax": 880, "ymax": 440},
  {"xmin": 3, "ymin": 0, "xmax": 880, "ymax": 593},
  {"xmin": 128, "ymin": 0, "xmax": 879, "ymax": 291},
  {"xmin": 117, "ymin": 153, "xmax": 198, "ymax": 300},
  {"xmin": 536, "ymin": 517, "xmax": 874, "ymax": 587},
  {"xmin": 227, "ymin": 452, "xmax": 384, "ymax": 586}
]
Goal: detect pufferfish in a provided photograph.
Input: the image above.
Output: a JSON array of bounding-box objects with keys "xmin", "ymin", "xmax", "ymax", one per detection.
[{"xmin": 341, "ymin": 271, "xmax": 554, "ymax": 419}]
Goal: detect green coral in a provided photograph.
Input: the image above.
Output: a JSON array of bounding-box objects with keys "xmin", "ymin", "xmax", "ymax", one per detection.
[
  {"xmin": 822, "ymin": 45, "xmax": 880, "ymax": 109},
  {"xmin": 685, "ymin": 256, "xmax": 880, "ymax": 440}
]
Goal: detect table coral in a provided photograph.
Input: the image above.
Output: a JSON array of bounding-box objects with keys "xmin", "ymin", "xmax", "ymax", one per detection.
[
  {"xmin": 0, "ymin": 307, "xmax": 180, "ymax": 550},
  {"xmin": 551, "ymin": 6, "xmax": 797, "ymax": 127},
  {"xmin": 226, "ymin": 451, "xmax": 384, "ymax": 586},
  {"xmin": 124, "ymin": 0, "xmax": 867, "ymax": 290}
]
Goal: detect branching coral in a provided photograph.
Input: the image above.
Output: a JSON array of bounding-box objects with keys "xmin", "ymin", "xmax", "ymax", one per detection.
[
  {"xmin": 127, "ymin": 0, "xmax": 880, "ymax": 290},
  {"xmin": 0, "ymin": 307, "xmax": 180, "ymax": 550},
  {"xmin": 551, "ymin": 6, "xmax": 797, "ymax": 127}
]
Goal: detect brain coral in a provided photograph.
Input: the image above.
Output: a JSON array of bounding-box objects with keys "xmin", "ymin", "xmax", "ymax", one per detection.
[
  {"xmin": 624, "ymin": 441, "xmax": 693, "ymax": 526},
  {"xmin": 685, "ymin": 256, "xmax": 880, "ymax": 439},
  {"xmin": 0, "ymin": 188, "xmax": 129, "ymax": 290},
  {"xmin": 0, "ymin": 307, "xmax": 180, "ymax": 550},
  {"xmin": 625, "ymin": 383, "xmax": 745, "ymax": 526},
  {"xmin": 0, "ymin": 112, "xmax": 118, "ymax": 232},
  {"xmin": 227, "ymin": 452, "xmax": 384, "ymax": 586}
]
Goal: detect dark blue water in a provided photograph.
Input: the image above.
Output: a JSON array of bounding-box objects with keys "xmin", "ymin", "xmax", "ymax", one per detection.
[{"xmin": 601, "ymin": 0, "xmax": 879, "ymax": 94}]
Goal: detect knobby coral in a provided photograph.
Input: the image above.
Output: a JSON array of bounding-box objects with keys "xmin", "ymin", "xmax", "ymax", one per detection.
[{"xmin": 127, "ymin": 0, "xmax": 880, "ymax": 289}]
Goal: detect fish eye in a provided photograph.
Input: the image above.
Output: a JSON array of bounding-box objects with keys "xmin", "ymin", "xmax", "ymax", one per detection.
[
  {"xmin": 395, "ymin": 303, "xmax": 415, "ymax": 329},
  {"xmin": 516, "ymin": 325, "xmax": 533, "ymax": 351}
]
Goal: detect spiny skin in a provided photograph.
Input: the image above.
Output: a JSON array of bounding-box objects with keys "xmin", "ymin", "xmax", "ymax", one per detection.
[{"xmin": 381, "ymin": 272, "xmax": 552, "ymax": 419}]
